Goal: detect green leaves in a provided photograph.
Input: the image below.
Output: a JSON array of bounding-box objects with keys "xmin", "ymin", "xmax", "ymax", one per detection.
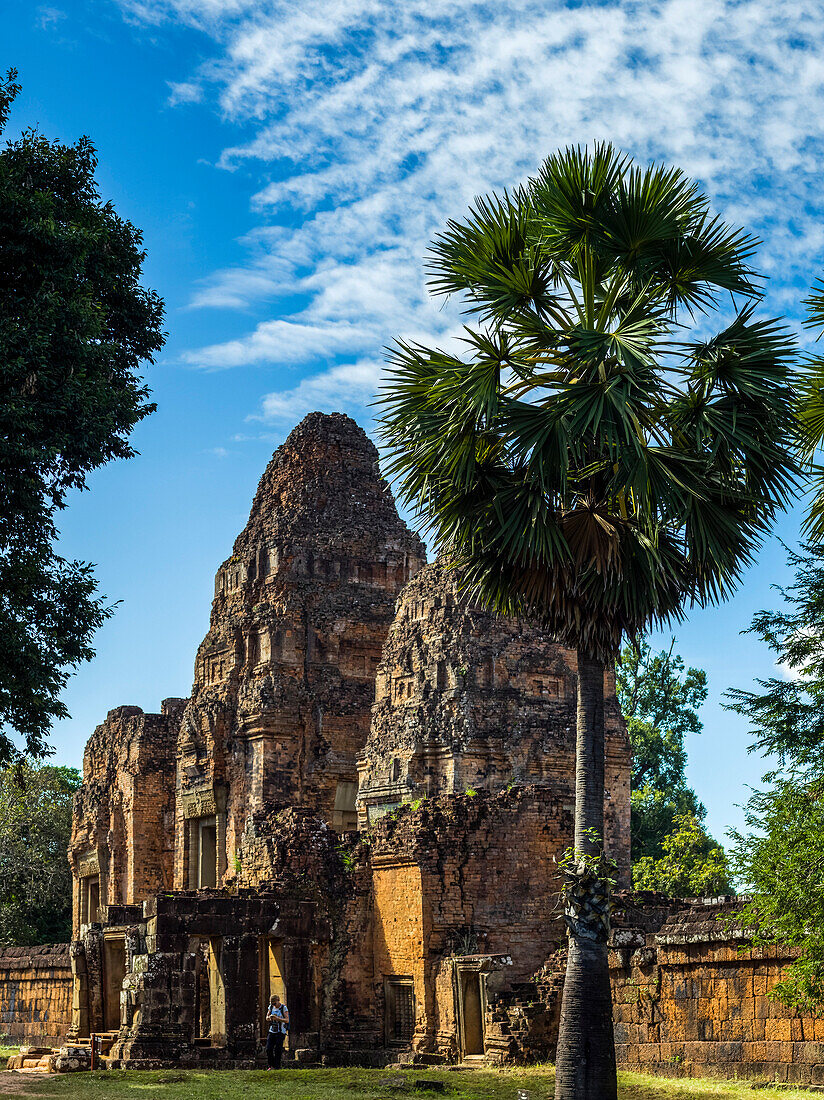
[
  {"xmin": 633, "ymin": 812, "xmax": 732, "ymax": 897},
  {"xmin": 792, "ymin": 281, "xmax": 824, "ymax": 541},
  {"xmin": 731, "ymin": 774, "xmax": 824, "ymax": 1014},
  {"xmin": 427, "ymin": 187, "xmax": 557, "ymax": 325},
  {"xmin": 0, "ymin": 763, "xmax": 80, "ymax": 946},
  {"xmin": 377, "ymin": 143, "xmax": 800, "ymax": 661},
  {"xmin": 725, "ymin": 544, "xmax": 824, "ymax": 1012},
  {"xmin": 0, "ymin": 70, "xmax": 20, "ymax": 133},
  {"xmin": 0, "ymin": 77, "xmax": 164, "ymax": 765},
  {"xmin": 616, "ymin": 638, "xmax": 716, "ymax": 870}
]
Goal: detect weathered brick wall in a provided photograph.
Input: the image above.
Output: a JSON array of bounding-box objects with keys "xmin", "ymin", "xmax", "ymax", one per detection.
[
  {"xmin": 70, "ymin": 700, "xmax": 184, "ymax": 934},
  {"xmin": 611, "ymin": 896, "xmax": 824, "ymax": 1086},
  {"xmin": 217, "ymin": 802, "xmax": 380, "ymax": 1059},
  {"xmin": 358, "ymin": 561, "xmax": 632, "ymax": 884},
  {"xmin": 231, "ymin": 789, "xmax": 578, "ymax": 1063},
  {"xmin": 0, "ymin": 945, "xmax": 72, "ymax": 1046},
  {"xmin": 95, "ymin": 891, "xmax": 325, "ymax": 1069},
  {"xmin": 367, "ymin": 787, "xmax": 573, "ymax": 1059}
]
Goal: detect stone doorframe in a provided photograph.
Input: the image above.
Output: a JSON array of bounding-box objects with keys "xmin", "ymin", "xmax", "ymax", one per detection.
[
  {"xmin": 180, "ymin": 786, "xmax": 228, "ymax": 888},
  {"xmin": 102, "ymin": 930, "xmax": 127, "ymax": 1033},
  {"xmin": 451, "ymin": 954, "xmax": 513, "ymax": 1061}
]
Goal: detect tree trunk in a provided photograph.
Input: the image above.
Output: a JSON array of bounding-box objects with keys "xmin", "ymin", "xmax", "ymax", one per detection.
[{"xmin": 554, "ymin": 652, "xmax": 617, "ymax": 1100}]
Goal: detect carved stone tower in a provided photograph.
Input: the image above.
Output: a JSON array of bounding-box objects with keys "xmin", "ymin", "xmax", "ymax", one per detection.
[
  {"xmin": 173, "ymin": 412, "xmax": 426, "ymax": 889},
  {"xmin": 357, "ymin": 561, "xmax": 631, "ymax": 880}
]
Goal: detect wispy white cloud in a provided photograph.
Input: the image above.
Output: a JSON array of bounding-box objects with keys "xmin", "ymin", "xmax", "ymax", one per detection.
[
  {"xmin": 181, "ymin": 318, "xmax": 377, "ymax": 370},
  {"xmin": 117, "ymin": 0, "xmax": 824, "ymax": 426},
  {"xmin": 37, "ymin": 6, "xmax": 67, "ymax": 30},
  {"xmin": 252, "ymin": 359, "xmax": 383, "ymax": 423},
  {"xmin": 167, "ymin": 80, "xmax": 203, "ymax": 106}
]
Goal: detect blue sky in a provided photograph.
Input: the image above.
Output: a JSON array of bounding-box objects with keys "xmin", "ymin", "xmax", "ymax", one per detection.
[{"xmin": 6, "ymin": 0, "xmax": 824, "ymax": 846}]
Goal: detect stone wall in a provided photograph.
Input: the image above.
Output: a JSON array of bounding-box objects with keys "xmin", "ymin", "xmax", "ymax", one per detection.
[
  {"xmin": 611, "ymin": 896, "xmax": 824, "ymax": 1087},
  {"xmin": 69, "ymin": 700, "xmax": 184, "ymax": 936},
  {"xmin": 366, "ymin": 787, "xmax": 573, "ymax": 1061},
  {"xmin": 0, "ymin": 945, "xmax": 72, "ymax": 1046},
  {"xmin": 226, "ymin": 785, "xmax": 579, "ymax": 1064},
  {"xmin": 70, "ymin": 892, "xmax": 326, "ymax": 1068}
]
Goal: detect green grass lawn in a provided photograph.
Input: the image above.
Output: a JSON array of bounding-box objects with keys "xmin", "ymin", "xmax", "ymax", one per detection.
[{"xmin": 0, "ymin": 1065, "xmax": 817, "ymax": 1100}]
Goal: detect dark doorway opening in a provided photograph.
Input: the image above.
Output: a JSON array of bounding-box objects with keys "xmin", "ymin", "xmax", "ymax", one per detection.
[
  {"xmin": 384, "ymin": 976, "xmax": 415, "ymax": 1046},
  {"xmin": 193, "ymin": 937, "xmax": 225, "ymax": 1045},
  {"xmin": 460, "ymin": 972, "xmax": 484, "ymax": 1056},
  {"xmin": 102, "ymin": 936, "xmax": 126, "ymax": 1033}
]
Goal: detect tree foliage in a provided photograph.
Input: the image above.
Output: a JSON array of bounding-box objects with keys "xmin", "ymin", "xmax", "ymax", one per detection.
[
  {"xmin": 377, "ymin": 144, "xmax": 801, "ymax": 663},
  {"xmin": 618, "ymin": 639, "xmax": 706, "ymax": 796},
  {"xmin": 729, "ymin": 544, "xmax": 824, "ymax": 1012},
  {"xmin": 633, "ymin": 812, "xmax": 732, "ymax": 896},
  {"xmin": 617, "ymin": 640, "xmax": 731, "ymax": 891},
  {"xmin": 0, "ymin": 71, "xmax": 164, "ymax": 766},
  {"xmin": 0, "ymin": 763, "xmax": 81, "ymax": 946},
  {"xmin": 794, "ymin": 283, "xmax": 824, "ymax": 542}
]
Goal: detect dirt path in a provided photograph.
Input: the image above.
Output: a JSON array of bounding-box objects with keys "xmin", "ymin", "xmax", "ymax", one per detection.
[{"xmin": 0, "ymin": 1070, "xmax": 50, "ymax": 1096}]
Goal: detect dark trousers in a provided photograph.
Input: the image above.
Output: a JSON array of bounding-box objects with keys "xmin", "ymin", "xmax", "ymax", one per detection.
[{"xmin": 267, "ymin": 1029, "xmax": 285, "ymax": 1069}]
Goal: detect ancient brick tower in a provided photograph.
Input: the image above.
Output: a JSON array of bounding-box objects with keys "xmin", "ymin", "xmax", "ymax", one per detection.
[
  {"xmin": 357, "ymin": 561, "xmax": 631, "ymax": 880},
  {"xmin": 172, "ymin": 411, "xmax": 426, "ymax": 891},
  {"xmin": 69, "ymin": 412, "xmax": 425, "ymax": 916}
]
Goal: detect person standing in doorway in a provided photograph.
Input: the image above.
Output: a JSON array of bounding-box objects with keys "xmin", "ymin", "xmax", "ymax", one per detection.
[{"xmin": 266, "ymin": 993, "xmax": 289, "ymax": 1069}]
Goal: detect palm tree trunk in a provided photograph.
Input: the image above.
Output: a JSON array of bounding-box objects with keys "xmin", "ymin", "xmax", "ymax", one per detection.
[{"xmin": 554, "ymin": 652, "xmax": 617, "ymax": 1100}]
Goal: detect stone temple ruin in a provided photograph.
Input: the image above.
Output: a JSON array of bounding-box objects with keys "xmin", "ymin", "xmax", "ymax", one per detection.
[
  {"xmin": 6, "ymin": 412, "xmax": 824, "ymax": 1085},
  {"xmin": 57, "ymin": 411, "xmax": 628, "ymax": 1067}
]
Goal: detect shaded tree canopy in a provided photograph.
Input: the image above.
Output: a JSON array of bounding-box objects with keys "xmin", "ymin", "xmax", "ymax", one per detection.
[
  {"xmin": 618, "ymin": 639, "xmax": 706, "ymax": 792},
  {"xmin": 793, "ymin": 282, "xmax": 824, "ymax": 542},
  {"xmin": 0, "ymin": 763, "xmax": 81, "ymax": 946},
  {"xmin": 633, "ymin": 811, "xmax": 732, "ymax": 897},
  {"xmin": 729, "ymin": 544, "xmax": 824, "ymax": 1012},
  {"xmin": 378, "ymin": 144, "xmax": 801, "ymax": 664},
  {"xmin": 0, "ymin": 70, "xmax": 164, "ymax": 766}
]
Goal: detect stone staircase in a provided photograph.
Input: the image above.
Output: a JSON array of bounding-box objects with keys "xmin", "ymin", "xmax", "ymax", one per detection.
[
  {"xmin": 484, "ymin": 969, "xmax": 565, "ymax": 1064},
  {"xmin": 6, "ymin": 1046, "xmax": 57, "ymax": 1072}
]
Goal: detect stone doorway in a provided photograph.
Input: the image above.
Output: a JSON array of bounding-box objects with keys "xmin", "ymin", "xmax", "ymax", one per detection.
[
  {"xmin": 102, "ymin": 935, "xmax": 126, "ymax": 1033},
  {"xmin": 193, "ymin": 937, "xmax": 226, "ymax": 1045},
  {"xmin": 453, "ymin": 959, "xmax": 489, "ymax": 1060},
  {"xmin": 187, "ymin": 816, "xmax": 217, "ymax": 889},
  {"xmin": 80, "ymin": 874, "xmax": 100, "ymax": 926},
  {"xmin": 460, "ymin": 972, "xmax": 484, "ymax": 1056},
  {"xmin": 259, "ymin": 938, "xmax": 287, "ymax": 1038},
  {"xmin": 384, "ymin": 976, "xmax": 415, "ymax": 1047}
]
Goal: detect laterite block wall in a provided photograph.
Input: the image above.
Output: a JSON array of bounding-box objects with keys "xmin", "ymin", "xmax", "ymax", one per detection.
[
  {"xmin": 0, "ymin": 945, "xmax": 72, "ymax": 1046},
  {"xmin": 611, "ymin": 897, "xmax": 824, "ymax": 1087}
]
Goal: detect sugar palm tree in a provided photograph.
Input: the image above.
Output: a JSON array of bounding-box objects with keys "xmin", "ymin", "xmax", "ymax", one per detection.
[{"xmin": 377, "ymin": 144, "xmax": 800, "ymax": 1100}]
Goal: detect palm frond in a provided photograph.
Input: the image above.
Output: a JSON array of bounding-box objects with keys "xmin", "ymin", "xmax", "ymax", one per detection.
[
  {"xmin": 377, "ymin": 143, "xmax": 800, "ymax": 660},
  {"xmin": 803, "ymin": 279, "xmax": 824, "ymax": 335}
]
